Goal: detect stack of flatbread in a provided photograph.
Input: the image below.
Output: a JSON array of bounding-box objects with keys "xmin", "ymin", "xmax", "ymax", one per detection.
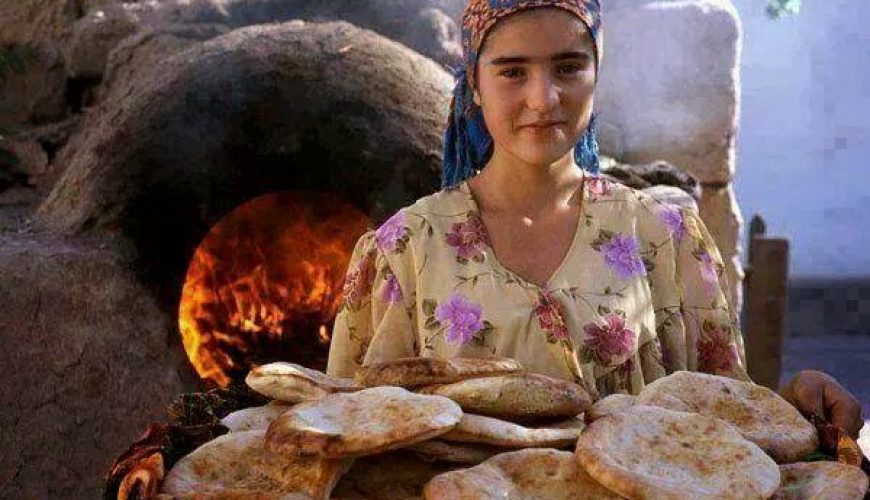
[{"xmin": 154, "ymin": 363, "xmax": 868, "ymax": 499}]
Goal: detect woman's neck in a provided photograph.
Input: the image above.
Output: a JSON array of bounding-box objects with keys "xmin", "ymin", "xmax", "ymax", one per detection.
[{"xmin": 468, "ymin": 148, "xmax": 584, "ymax": 216}]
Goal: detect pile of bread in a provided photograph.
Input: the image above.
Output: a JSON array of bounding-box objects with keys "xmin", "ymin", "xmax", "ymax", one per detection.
[{"xmin": 151, "ymin": 357, "xmax": 868, "ymax": 499}]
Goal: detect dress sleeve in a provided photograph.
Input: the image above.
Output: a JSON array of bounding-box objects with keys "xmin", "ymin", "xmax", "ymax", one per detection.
[
  {"xmin": 648, "ymin": 204, "xmax": 750, "ymax": 382},
  {"xmin": 326, "ymin": 229, "xmax": 418, "ymax": 378}
]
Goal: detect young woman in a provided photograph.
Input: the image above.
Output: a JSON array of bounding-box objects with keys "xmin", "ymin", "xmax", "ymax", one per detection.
[{"xmin": 327, "ymin": 0, "xmax": 862, "ymax": 444}]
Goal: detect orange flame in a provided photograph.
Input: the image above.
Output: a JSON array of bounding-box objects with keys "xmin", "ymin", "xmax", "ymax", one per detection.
[{"xmin": 179, "ymin": 192, "xmax": 371, "ymax": 386}]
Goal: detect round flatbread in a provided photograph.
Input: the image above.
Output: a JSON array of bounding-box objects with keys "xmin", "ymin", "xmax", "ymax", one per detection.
[
  {"xmin": 407, "ymin": 439, "xmax": 506, "ymax": 465},
  {"xmin": 585, "ymin": 393, "xmax": 636, "ymax": 423},
  {"xmin": 160, "ymin": 430, "xmax": 348, "ymax": 500},
  {"xmin": 441, "ymin": 413, "xmax": 583, "ymax": 449},
  {"xmin": 636, "ymin": 371, "xmax": 818, "ymax": 462},
  {"xmin": 423, "ymin": 448, "xmax": 623, "ymax": 499},
  {"xmin": 417, "ymin": 373, "xmax": 591, "ymax": 421},
  {"xmin": 265, "ymin": 386, "xmax": 462, "ymax": 458},
  {"xmin": 575, "ymin": 405, "xmax": 781, "ymax": 500},
  {"xmin": 246, "ymin": 362, "xmax": 361, "ymax": 403},
  {"xmin": 772, "ymin": 461, "xmax": 869, "ymax": 500},
  {"xmin": 221, "ymin": 402, "xmax": 292, "ymax": 433},
  {"xmin": 355, "ymin": 356, "xmax": 523, "ymax": 388}
]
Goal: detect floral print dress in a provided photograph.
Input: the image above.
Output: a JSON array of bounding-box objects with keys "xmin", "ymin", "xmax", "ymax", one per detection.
[{"xmin": 326, "ymin": 175, "xmax": 749, "ymax": 397}]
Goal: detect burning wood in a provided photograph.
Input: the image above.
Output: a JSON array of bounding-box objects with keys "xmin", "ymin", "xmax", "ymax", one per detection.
[{"xmin": 178, "ymin": 191, "xmax": 370, "ymax": 386}]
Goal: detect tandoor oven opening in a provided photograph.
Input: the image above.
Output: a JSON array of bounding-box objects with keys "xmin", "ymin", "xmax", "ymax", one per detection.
[{"xmin": 178, "ymin": 191, "xmax": 371, "ymax": 387}]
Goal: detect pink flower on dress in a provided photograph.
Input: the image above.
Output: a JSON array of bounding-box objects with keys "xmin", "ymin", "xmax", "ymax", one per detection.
[
  {"xmin": 698, "ymin": 326, "xmax": 739, "ymax": 373},
  {"xmin": 586, "ymin": 175, "xmax": 611, "ymax": 198},
  {"xmin": 582, "ymin": 314, "xmax": 636, "ymax": 366},
  {"xmin": 342, "ymin": 250, "xmax": 376, "ymax": 309},
  {"xmin": 375, "ymin": 211, "xmax": 408, "ymax": 253},
  {"xmin": 445, "ymin": 213, "xmax": 489, "ymax": 262},
  {"xmin": 601, "ymin": 233, "xmax": 646, "ymax": 280},
  {"xmin": 435, "ymin": 293, "xmax": 484, "ymax": 345},
  {"xmin": 656, "ymin": 204, "xmax": 685, "ymax": 242},
  {"xmin": 699, "ymin": 252, "xmax": 720, "ymax": 293},
  {"xmin": 534, "ymin": 291, "xmax": 569, "ymax": 342},
  {"xmin": 380, "ymin": 273, "xmax": 403, "ymax": 304}
]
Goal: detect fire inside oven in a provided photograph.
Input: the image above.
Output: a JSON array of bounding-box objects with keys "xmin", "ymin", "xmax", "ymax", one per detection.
[{"xmin": 178, "ymin": 191, "xmax": 371, "ymax": 387}]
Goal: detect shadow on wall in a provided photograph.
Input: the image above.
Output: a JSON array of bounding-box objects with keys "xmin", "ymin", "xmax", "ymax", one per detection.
[{"xmin": 786, "ymin": 277, "xmax": 870, "ymax": 337}]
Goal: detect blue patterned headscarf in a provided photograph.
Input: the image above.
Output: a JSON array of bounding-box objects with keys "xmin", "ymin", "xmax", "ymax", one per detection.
[{"xmin": 443, "ymin": 0, "xmax": 603, "ymax": 189}]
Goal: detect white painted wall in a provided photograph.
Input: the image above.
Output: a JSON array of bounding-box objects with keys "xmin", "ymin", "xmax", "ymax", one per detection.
[{"xmin": 731, "ymin": 0, "xmax": 870, "ymax": 277}]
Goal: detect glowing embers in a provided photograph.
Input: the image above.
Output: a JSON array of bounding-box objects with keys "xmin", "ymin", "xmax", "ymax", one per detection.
[{"xmin": 179, "ymin": 192, "xmax": 371, "ymax": 387}]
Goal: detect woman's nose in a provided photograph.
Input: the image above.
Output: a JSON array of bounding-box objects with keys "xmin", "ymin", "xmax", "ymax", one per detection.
[{"xmin": 526, "ymin": 74, "xmax": 560, "ymax": 113}]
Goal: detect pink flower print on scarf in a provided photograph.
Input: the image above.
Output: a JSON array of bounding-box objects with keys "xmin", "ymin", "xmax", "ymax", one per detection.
[
  {"xmin": 342, "ymin": 250, "xmax": 376, "ymax": 310},
  {"xmin": 445, "ymin": 212, "xmax": 489, "ymax": 263},
  {"xmin": 434, "ymin": 293, "xmax": 485, "ymax": 345},
  {"xmin": 698, "ymin": 323, "xmax": 739, "ymax": 374},
  {"xmin": 380, "ymin": 273, "xmax": 403, "ymax": 304},
  {"xmin": 534, "ymin": 291, "xmax": 569, "ymax": 343},
  {"xmin": 586, "ymin": 175, "xmax": 611, "ymax": 201},
  {"xmin": 656, "ymin": 204, "xmax": 685, "ymax": 242},
  {"xmin": 375, "ymin": 211, "xmax": 409, "ymax": 253},
  {"xmin": 582, "ymin": 313, "xmax": 636, "ymax": 366}
]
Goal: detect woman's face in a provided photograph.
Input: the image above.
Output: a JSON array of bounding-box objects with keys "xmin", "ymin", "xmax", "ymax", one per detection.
[{"xmin": 473, "ymin": 8, "xmax": 596, "ymax": 169}]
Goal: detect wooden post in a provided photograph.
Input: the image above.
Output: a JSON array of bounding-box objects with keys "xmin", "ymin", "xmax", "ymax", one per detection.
[{"xmin": 742, "ymin": 214, "xmax": 789, "ymax": 390}]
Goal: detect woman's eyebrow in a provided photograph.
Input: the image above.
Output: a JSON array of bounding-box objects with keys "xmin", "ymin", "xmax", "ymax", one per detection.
[{"xmin": 487, "ymin": 51, "xmax": 591, "ymax": 65}]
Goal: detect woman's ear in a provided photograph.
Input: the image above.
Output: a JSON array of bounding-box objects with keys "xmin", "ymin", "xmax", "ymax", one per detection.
[{"xmin": 473, "ymin": 89, "xmax": 481, "ymax": 107}]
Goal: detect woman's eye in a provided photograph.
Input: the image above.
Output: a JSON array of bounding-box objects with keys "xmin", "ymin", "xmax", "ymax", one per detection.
[
  {"xmin": 499, "ymin": 68, "xmax": 524, "ymax": 79},
  {"xmin": 557, "ymin": 63, "xmax": 586, "ymax": 75}
]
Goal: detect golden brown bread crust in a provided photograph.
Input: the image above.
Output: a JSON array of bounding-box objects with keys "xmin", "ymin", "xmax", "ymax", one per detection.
[
  {"xmin": 636, "ymin": 371, "xmax": 818, "ymax": 463},
  {"xmin": 574, "ymin": 405, "xmax": 781, "ymax": 500},
  {"xmin": 417, "ymin": 373, "xmax": 591, "ymax": 420},
  {"xmin": 585, "ymin": 393, "xmax": 636, "ymax": 423},
  {"xmin": 160, "ymin": 430, "xmax": 341, "ymax": 500},
  {"xmin": 772, "ymin": 461, "xmax": 869, "ymax": 500},
  {"xmin": 264, "ymin": 386, "xmax": 462, "ymax": 458},
  {"xmin": 220, "ymin": 402, "xmax": 293, "ymax": 433},
  {"xmin": 423, "ymin": 448, "xmax": 623, "ymax": 499},
  {"xmin": 354, "ymin": 356, "xmax": 523, "ymax": 388},
  {"xmin": 245, "ymin": 362, "xmax": 361, "ymax": 403},
  {"xmin": 441, "ymin": 413, "xmax": 583, "ymax": 448}
]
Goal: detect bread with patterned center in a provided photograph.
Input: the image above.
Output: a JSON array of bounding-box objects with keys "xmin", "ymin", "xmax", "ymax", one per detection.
[
  {"xmin": 574, "ymin": 405, "xmax": 781, "ymax": 500},
  {"xmin": 636, "ymin": 371, "xmax": 818, "ymax": 463},
  {"xmin": 423, "ymin": 448, "xmax": 623, "ymax": 499},
  {"xmin": 160, "ymin": 430, "xmax": 348, "ymax": 500},
  {"xmin": 265, "ymin": 386, "xmax": 462, "ymax": 458}
]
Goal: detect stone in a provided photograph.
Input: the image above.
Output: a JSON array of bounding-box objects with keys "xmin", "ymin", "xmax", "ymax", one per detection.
[
  {"xmin": 36, "ymin": 21, "xmax": 451, "ymax": 295},
  {"xmin": 0, "ymin": 232, "xmax": 196, "ymax": 500},
  {"xmin": 596, "ymin": 0, "xmax": 741, "ymax": 185},
  {"xmin": 699, "ymin": 183, "xmax": 745, "ymax": 314}
]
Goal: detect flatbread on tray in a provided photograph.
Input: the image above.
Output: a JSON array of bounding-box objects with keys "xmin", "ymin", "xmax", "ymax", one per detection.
[
  {"xmin": 636, "ymin": 371, "xmax": 818, "ymax": 463},
  {"xmin": 440, "ymin": 413, "xmax": 583, "ymax": 449},
  {"xmin": 574, "ymin": 405, "xmax": 781, "ymax": 500},
  {"xmin": 354, "ymin": 356, "xmax": 523, "ymax": 388},
  {"xmin": 771, "ymin": 461, "xmax": 869, "ymax": 500},
  {"xmin": 417, "ymin": 373, "xmax": 591, "ymax": 421},
  {"xmin": 331, "ymin": 449, "xmax": 456, "ymax": 500},
  {"xmin": 423, "ymin": 448, "xmax": 623, "ymax": 499},
  {"xmin": 585, "ymin": 393, "xmax": 636, "ymax": 423},
  {"xmin": 160, "ymin": 430, "xmax": 347, "ymax": 500},
  {"xmin": 221, "ymin": 402, "xmax": 292, "ymax": 433},
  {"xmin": 265, "ymin": 386, "xmax": 462, "ymax": 458},
  {"xmin": 246, "ymin": 362, "xmax": 361, "ymax": 403}
]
